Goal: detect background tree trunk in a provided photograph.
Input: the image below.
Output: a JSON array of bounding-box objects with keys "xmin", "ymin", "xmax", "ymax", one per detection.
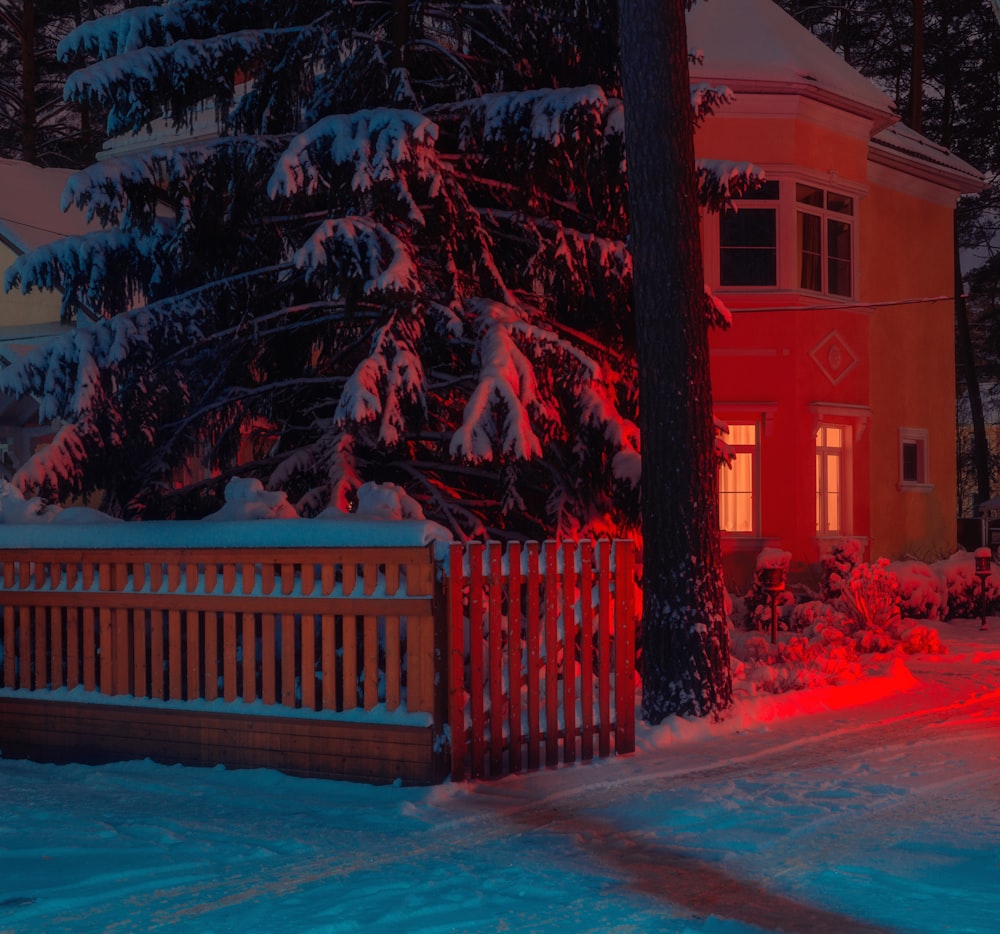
[
  {"xmin": 618, "ymin": 0, "xmax": 732, "ymax": 721},
  {"xmin": 20, "ymin": 0, "xmax": 37, "ymax": 163},
  {"xmin": 955, "ymin": 218, "xmax": 992, "ymax": 509},
  {"xmin": 909, "ymin": 0, "xmax": 923, "ymax": 132}
]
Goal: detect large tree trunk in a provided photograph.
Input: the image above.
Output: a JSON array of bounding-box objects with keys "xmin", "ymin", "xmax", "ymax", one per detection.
[{"xmin": 618, "ymin": 0, "xmax": 732, "ymax": 721}]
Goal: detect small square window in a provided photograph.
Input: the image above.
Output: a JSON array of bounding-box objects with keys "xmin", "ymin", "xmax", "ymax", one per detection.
[
  {"xmin": 902, "ymin": 441, "xmax": 920, "ymax": 483},
  {"xmin": 899, "ymin": 429, "xmax": 931, "ymax": 490}
]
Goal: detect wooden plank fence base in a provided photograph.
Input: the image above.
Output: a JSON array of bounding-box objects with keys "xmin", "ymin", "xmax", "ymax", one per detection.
[{"xmin": 0, "ymin": 696, "xmax": 445, "ymax": 786}]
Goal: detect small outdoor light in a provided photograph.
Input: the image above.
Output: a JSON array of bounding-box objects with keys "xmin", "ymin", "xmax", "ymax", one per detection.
[
  {"xmin": 759, "ymin": 566, "xmax": 786, "ymax": 645},
  {"xmin": 975, "ymin": 547, "xmax": 992, "ymax": 632}
]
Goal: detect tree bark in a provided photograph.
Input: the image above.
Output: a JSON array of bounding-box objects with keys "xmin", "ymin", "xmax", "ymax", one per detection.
[
  {"xmin": 618, "ymin": 0, "xmax": 732, "ymax": 720},
  {"xmin": 20, "ymin": 0, "xmax": 36, "ymax": 163},
  {"xmin": 909, "ymin": 0, "xmax": 924, "ymax": 132},
  {"xmin": 955, "ymin": 216, "xmax": 991, "ymax": 510},
  {"xmin": 391, "ymin": 0, "xmax": 408, "ymax": 71}
]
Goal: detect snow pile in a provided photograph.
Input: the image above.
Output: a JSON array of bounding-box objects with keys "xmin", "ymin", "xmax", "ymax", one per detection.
[
  {"xmin": 319, "ymin": 481, "xmax": 427, "ymax": 522},
  {"xmin": 201, "ymin": 477, "xmax": 298, "ymax": 521},
  {"xmin": 0, "ymin": 480, "xmax": 119, "ymax": 525}
]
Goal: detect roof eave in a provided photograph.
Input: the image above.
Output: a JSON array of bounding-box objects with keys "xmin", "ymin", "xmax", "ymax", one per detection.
[
  {"xmin": 703, "ymin": 77, "xmax": 898, "ymax": 134},
  {"xmin": 868, "ymin": 141, "xmax": 987, "ymax": 196}
]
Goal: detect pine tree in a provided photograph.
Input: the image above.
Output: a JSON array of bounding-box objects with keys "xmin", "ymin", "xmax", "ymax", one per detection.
[
  {"xmin": 3, "ymin": 1, "xmax": 752, "ymax": 547},
  {"xmin": 0, "ymin": 1, "xmax": 120, "ymax": 167}
]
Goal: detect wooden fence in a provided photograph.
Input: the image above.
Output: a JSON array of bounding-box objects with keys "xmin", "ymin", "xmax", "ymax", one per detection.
[
  {"xmin": 0, "ymin": 537, "xmax": 637, "ymax": 784},
  {"xmin": 0, "ymin": 545, "xmax": 446, "ymax": 784},
  {"xmin": 447, "ymin": 539, "xmax": 636, "ymax": 780}
]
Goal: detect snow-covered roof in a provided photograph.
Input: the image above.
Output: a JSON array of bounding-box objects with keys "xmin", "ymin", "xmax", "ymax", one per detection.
[
  {"xmin": 687, "ymin": 0, "xmax": 985, "ymax": 190},
  {"xmin": 0, "ymin": 158, "xmax": 98, "ymax": 254},
  {"xmin": 870, "ymin": 122, "xmax": 985, "ymax": 194},
  {"xmin": 687, "ymin": 0, "xmax": 897, "ymax": 131}
]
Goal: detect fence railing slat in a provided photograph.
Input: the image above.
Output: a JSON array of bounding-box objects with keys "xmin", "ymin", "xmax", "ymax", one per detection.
[
  {"xmin": 301, "ymin": 616, "xmax": 316, "ymax": 711},
  {"xmin": 281, "ymin": 615, "xmax": 296, "ymax": 708},
  {"xmin": 525, "ymin": 542, "xmax": 541, "ymax": 771},
  {"xmin": 342, "ymin": 615, "xmax": 357, "ymax": 711},
  {"xmin": 448, "ymin": 544, "xmax": 466, "ymax": 782},
  {"xmin": 561, "ymin": 540, "xmax": 577, "ymax": 765},
  {"xmin": 468, "ymin": 542, "xmax": 486, "ymax": 779},
  {"xmin": 507, "ymin": 541, "xmax": 523, "ymax": 774},
  {"xmin": 488, "ymin": 543, "xmax": 504, "ymax": 777},
  {"xmin": 579, "ymin": 541, "xmax": 595, "ymax": 762},
  {"xmin": 598, "ymin": 542, "xmax": 612, "ymax": 759},
  {"xmin": 544, "ymin": 542, "xmax": 560, "ymax": 769}
]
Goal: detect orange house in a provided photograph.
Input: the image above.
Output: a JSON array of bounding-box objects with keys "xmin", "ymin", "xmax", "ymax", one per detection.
[{"xmin": 688, "ymin": 0, "xmax": 984, "ymax": 589}]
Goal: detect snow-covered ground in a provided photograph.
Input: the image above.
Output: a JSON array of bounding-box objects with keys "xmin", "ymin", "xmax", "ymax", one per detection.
[{"xmin": 1, "ymin": 616, "xmax": 998, "ymax": 934}]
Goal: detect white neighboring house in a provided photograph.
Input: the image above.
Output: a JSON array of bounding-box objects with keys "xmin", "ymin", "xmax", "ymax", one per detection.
[{"xmin": 0, "ymin": 158, "xmax": 101, "ymax": 474}]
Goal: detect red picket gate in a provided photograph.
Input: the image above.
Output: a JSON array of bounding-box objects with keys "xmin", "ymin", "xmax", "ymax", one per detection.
[{"xmin": 446, "ymin": 539, "xmax": 636, "ymax": 780}]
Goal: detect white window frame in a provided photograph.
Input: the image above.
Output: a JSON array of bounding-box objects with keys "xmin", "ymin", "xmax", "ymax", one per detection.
[
  {"xmin": 717, "ymin": 181, "xmax": 780, "ymax": 289},
  {"xmin": 718, "ymin": 421, "xmax": 761, "ymax": 535},
  {"xmin": 816, "ymin": 422, "xmax": 852, "ymax": 536},
  {"xmin": 706, "ymin": 170, "xmax": 862, "ymax": 301},
  {"xmin": 898, "ymin": 427, "xmax": 933, "ymax": 492},
  {"xmin": 795, "ymin": 183, "xmax": 855, "ymax": 298}
]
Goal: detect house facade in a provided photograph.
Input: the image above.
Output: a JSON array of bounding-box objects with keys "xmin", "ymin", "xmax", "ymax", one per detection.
[
  {"xmin": 689, "ymin": 0, "xmax": 984, "ymax": 588},
  {"xmin": 0, "ymin": 158, "xmax": 99, "ymax": 473}
]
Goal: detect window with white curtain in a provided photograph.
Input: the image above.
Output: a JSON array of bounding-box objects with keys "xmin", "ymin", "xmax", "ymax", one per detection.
[
  {"xmin": 719, "ymin": 423, "xmax": 759, "ymax": 534},
  {"xmin": 796, "ymin": 184, "xmax": 854, "ymax": 298},
  {"xmin": 816, "ymin": 424, "xmax": 847, "ymax": 533}
]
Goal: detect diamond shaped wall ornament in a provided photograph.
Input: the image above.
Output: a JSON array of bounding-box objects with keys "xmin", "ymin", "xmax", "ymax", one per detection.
[{"xmin": 810, "ymin": 330, "xmax": 858, "ymax": 385}]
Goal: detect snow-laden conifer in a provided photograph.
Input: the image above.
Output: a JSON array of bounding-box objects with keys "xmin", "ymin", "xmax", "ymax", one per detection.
[{"xmin": 3, "ymin": 0, "xmax": 754, "ymax": 539}]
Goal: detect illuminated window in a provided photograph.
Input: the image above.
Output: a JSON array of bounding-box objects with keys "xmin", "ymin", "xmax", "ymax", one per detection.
[
  {"xmin": 816, "ymin": 425, "xmax": 846, "ymax": 533},
  {"xmin": 797, "ymin": 184, "xmax": 854, "ymax": 298},
  {"xmin": 719, "ymin": 182, "xmax": 779, "ymax": 287},
  {"xmin": 719, "ymin": 423, "xmax": 759, "ymax": 533}
]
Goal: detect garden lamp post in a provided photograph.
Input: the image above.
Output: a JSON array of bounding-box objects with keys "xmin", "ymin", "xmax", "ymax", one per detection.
[
  {"xmin": 759, "ymin": 566, "xmax": 785, "ymax": 645},
  {"xmin": 975, "ymin": 547, "xmax": 991, "ymax": 632}
]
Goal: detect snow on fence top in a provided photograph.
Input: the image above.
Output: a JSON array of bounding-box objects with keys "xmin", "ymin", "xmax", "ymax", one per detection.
[{"xmin": 0, "ymin": 478, "xmax": 451, "ymax": 551}]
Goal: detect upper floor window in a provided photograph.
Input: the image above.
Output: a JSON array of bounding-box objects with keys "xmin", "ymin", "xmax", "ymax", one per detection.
[
  {"xmin": 719, "ymin": 181, "xmax": 779, "ymax": 288},
  {"xmin": 713, "ymin": 176, "xmax": 857, "ymax": 299},
  {"xmin": 796, "ymin": 184, "xmax": 854, "ymax": 297}
]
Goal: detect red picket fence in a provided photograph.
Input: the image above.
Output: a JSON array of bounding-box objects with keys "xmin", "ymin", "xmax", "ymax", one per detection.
[{"xmin": 446, "ymin": 539, "xmax": 636, "ymax": 780}]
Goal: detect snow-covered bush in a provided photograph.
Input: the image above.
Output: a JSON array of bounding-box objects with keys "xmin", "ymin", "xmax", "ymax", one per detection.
[
  {"xmin": 819, "ymin": 538, "xmax": 864, "ymax": 601},
  {"xmin": 743, "ymin": 547, "xmax": 793, "ymax": 631},
  {"xmin": 838, "ymin": 558, "xmax": 901, "ymax": 629},
  {"xmin": 934, "ymin": 551, "xmax": 1000, "ymax": 619},
  {"xmin": 887, "ymin": 559, "xmax": 947, "ymax": 620}
]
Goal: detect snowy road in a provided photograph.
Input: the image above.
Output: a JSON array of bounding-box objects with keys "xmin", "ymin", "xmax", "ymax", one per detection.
[{"xmin": 2, "ymin": 621, "xmax": 999, "ymax": 933}]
